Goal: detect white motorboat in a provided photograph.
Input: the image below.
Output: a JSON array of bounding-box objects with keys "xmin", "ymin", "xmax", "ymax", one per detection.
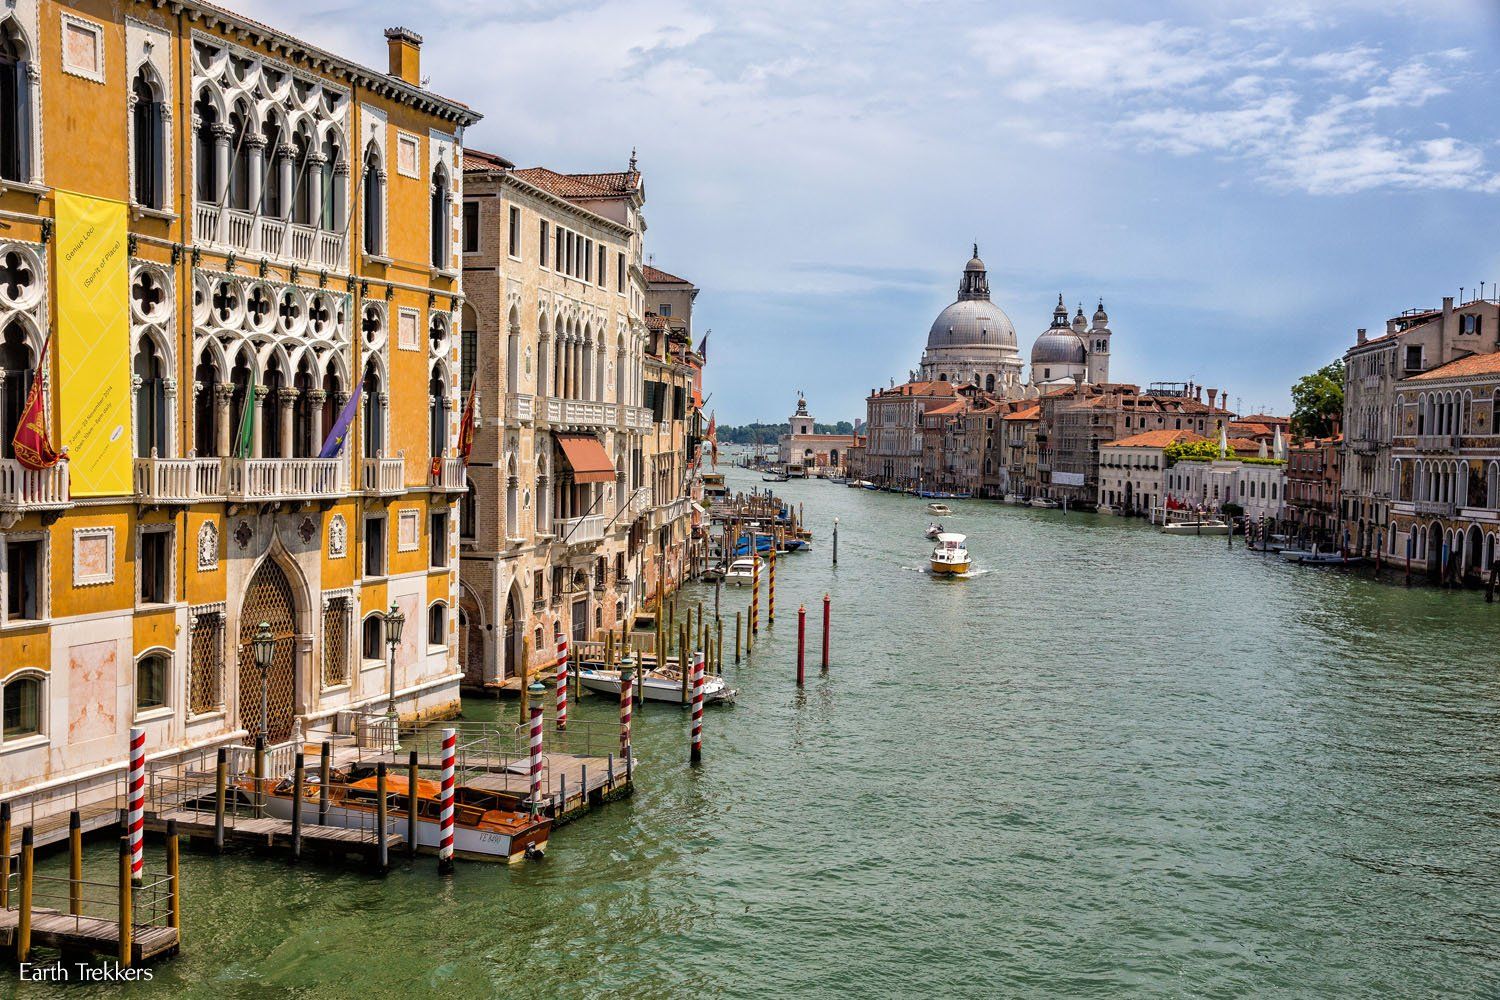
[
  {"xmin": 1096, "ymin": 505, "xmax": 1115, "ymax": 516},
  {"xmin": 1162, "ymin": 519, "xmax": 1230, "ymax": 535},
  {"xmin": 1003, "ymin": 493, "xmax": 1024, "ymax": 504},
  {"xmin": 1029, "ymin": 497, "xmax": 1059, "ymax": 509},
  {"xmin": 1296, "ymin": 551, "xmax": 1362, "ymax": 566},
  {"xmin": 925, "ymin": 522, "xmax": 944, "ymax": 540},
  {"xmin": 929, "ymin": 532, "xmax": 971, "ymax": 576},
  {"xmin": 577, "ymin": 665, "xmax": 737, "ymax": 704},
  {"xmin": 926, "ymin": 502, "xmax": 952, "ymax": 516},
  {"xmin": 724, "ymin": 557, "xmax": 756, "ymax": 586}
]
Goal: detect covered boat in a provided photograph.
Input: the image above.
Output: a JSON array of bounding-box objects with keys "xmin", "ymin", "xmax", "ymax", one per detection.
[{"xmin": 930, "ymin": 532, "xmax": 971, "ymax": 576}]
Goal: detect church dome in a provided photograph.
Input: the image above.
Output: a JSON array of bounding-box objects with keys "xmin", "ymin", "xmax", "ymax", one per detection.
[
  {"xmin": 924, "ymin": 247, "xmax": 1018, "ymax": 352},
  {"xmin": 1093, "ymin": 299, "xmax": 1108, "ymax": 326},
  {"xmin": 1031, "ymin": 327, "xmax": 1086, "ymax": 365}
]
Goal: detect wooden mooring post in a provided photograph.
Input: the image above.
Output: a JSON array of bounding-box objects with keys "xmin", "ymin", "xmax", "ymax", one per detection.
[
  {"xmin": 16, "ymin": 826, "xmax": 32, "ymax": 963},
  {"xmin": 375, "ymin": 764, "xmax": 390, "ymax": 872},
  {"xmin": 735, "ymin": 611, "xmax": 742, "ymax": 663},
  {"xmin": 167, "ymin": 819, "xmax": 181, "ymax": 935},
  {"xmin": 408, "ymin": 749, "xmax": 420, "ymax": 858},
  {"xmin": 213, "ymin": 747, "xmax": 228, "ymax": 851},
  {"xmin": 116, "ymin": 835, "xmax": 131, "ymax": 966},
  {"xmin": 680, "ymin": 622, "xmax": 690, "ymax": 704},
  {"xmin": 0, "ymin": 801, "xmax": 10, "ymax": 909},
  {"xmin": 796, "ymin": 604, "xmax": 806, "ymax": 687},
  {"xmin": 319, "ymin": 742, "xmax": 332, "ymax": 826},
  {"xmin": 291, "ymin": 752, "xmax": 305, "ymax": 861},
  {"xmin": 69, "ymin": 810, "xmax": 82, "ymax": 915},
  {"xmin": 822, "ymin": 593, "xmax": 831, "ymax": 672}
]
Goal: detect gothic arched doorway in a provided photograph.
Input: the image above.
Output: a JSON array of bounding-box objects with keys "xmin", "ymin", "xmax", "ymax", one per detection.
[
  {"xmin": 458, "ymin": 587, "xmax": 485, "ymax": 688},
  {"xmin": 502, "ymin": 583, "xmax": 521, "ymax": 683},
  {"xmin": 239, "ymin": 559, "xmax": 298, "ymax": 743}
]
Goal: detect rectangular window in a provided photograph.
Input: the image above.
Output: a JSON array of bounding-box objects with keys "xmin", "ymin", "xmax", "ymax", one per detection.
[
  {"xmin": 540, "ymin": 220, "xmax": 550, "ymax": 267},
  {"xmin": 136, "ymin": 654, "xmax": 168, "ymax": 711},
  {"xmin": 617, "ymin": 252, "xmax": 625, "ymax": 292},
  {"xmin": 1405, "ymin": 345, "xmax": 1423, "ymax": 371},
  {"xmin": 462, "ymin": 201, "xmax": 479, "ymax": 254},
  {"xmin": 364, "ymin": 516, "xmax": 386, "ymax": 577},
  {"xmin": 533, "ymin": 569, "xmax": 545, "ymax": 608},
  {"xmin": 322, "ymin": 595, "xmax": 352, "ymax": 688},
  {"xmin": 189, "ymin": 607, "xmax": 225, "ymax": 715},
  {"xmin": 660, "ymin": 303, "xmax": 672, "ymax": 318},
  {"xmin": 551, "ymin": 566, "xmax": 564, "ymax": 603},
  {"xmin": 508, "ymin": 205, "xmax": 521, "ymax": 257},
  {"xmin": 430, "ymin": 511, "xmax": 449, "ymax": 568},
  {"xmin": 584, "ymin": 239, "xmax": 593, "ymax": 282},
  {"xmin": 555, "ymin": 227, "xmax": 564, "ymax": 271},
  {"xmin": 598, "ymin": 245, "xmax": 607, "ymax": 287},
  {"xmin": 140, "ymin": 529, "xmax": 172, "ymax": 605},
  {"xmin": 2, "ymin": 676, "xmax": 42, "ymax": 741},
  {"xmin": 5, "ymin": 538, "xmax": 41, "ymax": 620}
]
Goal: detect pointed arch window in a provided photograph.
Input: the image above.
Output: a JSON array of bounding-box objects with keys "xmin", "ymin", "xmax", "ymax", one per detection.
[
  {"xmin": 193, "ymin": 91, "xmax": 217, "ymax": 201},
  {"xmin": 430, "ymin": 165, "xmax": 450, "ymax": 269},
  {"xmin": 134, "ymin": 336, "xmax": 168, "ymax": 458},
  {"xmin": 460, "ymin": 304, "xmax": 477, "ymax": 395},
  {"xmin": 131, "ymin": 68, "xmax": 166, "ymax": 209},
  {"xmin": 362, "ymin": 361, "xmax": 384, "ymax": 457},
  {"xmin": 429, "ymin": 371, "xmax": 448, "ymax": 461},
  {"xmin": 0, "ymin": 22, "xmax": 32, "ymax": 184},
  {"xmin": 0, "ymin": 321, "xmax": 33, "ymax": 459},
  {"xmin": 362, "ymin": 145, "xmax": 384, "ymax": 256},
  {"xmin": 228, "ymin": 102, "xmax": 252, "ymax": 210},
  {"xmin": 320, "ymin": 135, "xmax": 342, "ymax": 230},
  {"xmin": 194, "ymin": 347, "xmax": 219, "ymax": 457}
]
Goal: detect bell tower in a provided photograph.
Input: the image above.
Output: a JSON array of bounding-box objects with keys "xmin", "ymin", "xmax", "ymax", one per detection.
[
  {"xmin": 1087, "ymin": 300, "xmax": 1112, "ymax": 384},
  {"xmin": 790, "ymin": 394, "xmax": 815, "ymax": 436}
]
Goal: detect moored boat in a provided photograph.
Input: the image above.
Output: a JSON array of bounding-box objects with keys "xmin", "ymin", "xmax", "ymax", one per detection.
[
  {"xmin": 1161, "ymin": 519, "xmax": 1230, "ymax": 536},
  {"xmin": 724, "ymin": 557, "xmax": 756, "ymax": 585},
  {"xmin": 246, "ymin": 768, "xmax": 552, "ymax": 863},
  {"xmin": 1029, "ymin": 497, "xmax": 1059, "ymax": 509},
  {"xmin": 577, "ymin": 665, "xmax": 737, "ymax": 704},
  {"xmin": 929, "ymin": 532, "xmax": 971, "ymax": 576},
  {"xmin": 926, "ymin": 502, "xmax": 952, "ymax": 516}
]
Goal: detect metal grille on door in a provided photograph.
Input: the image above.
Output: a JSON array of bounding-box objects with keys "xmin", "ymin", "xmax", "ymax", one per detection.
[{"xmin": 239, "ymin": 560, "xmax": 298, "ymax": 743}]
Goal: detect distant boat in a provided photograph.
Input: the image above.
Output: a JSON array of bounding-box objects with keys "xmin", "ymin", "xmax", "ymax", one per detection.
[
  {"xmin": 1296, "ymin": 551, "xmax": 1362, "ymax": 566},
  {"xmin": 734, "ymin": 535, "xmax": 775, "ymax": 556},
  {"xmin": 762, "ymin": 471, "xmax": 789, "ymax": 483},
  {"xmin": 925, "ymin": 523, "xmax": 943, "ymax": 540},
  {"xmin": 1003, "ymin": 493, "xmax": 1024, "ymax": 504},
  {"xmin": 926, "ymin": 502, "xmax": 952, "ymax": 516},
  {"xmin": 930, "ymin": 532, "xmax": 971, "ymax": 576},
  {"xmin": 917, "ymin": 490, "xmax": 970, "ymax": 500},
  {"xmin": 1162, "ymin": 519, "xmax": 1230, "ymax": 536},
  {"xmin": 1029, "ymin": 497, "xmax": 1059, "ymax": 509},
  {"xmin": 724, "ymin": 557, "xmax": 756, "ymax": 585},
  {"xmin": 859, "ymin": 481, "xmax": 880, "ymax": 491}
]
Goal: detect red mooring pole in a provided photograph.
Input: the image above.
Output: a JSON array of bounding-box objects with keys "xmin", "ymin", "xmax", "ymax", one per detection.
[
  {"xmin": 796, "ymin": 604, "xmax": 806, "ymax": 687},
  {"xmin": 821, "ymin": 593, "xmax": 830, "ymax": 672}
]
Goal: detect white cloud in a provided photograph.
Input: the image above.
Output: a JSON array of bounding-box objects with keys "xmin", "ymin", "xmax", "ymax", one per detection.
[{"xmin": 970, "ymin": 18, "xmax": 1218, "ymax": 101}]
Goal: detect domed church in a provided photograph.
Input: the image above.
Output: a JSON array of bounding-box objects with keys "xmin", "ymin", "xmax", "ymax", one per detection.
[
  {"xmin": 1031, "ymin": 295, "xmax": 1111, "ymax": 388},
  {"xmin": 917, "ymin": 247, "xmax": 1025, "ymax": 396}
]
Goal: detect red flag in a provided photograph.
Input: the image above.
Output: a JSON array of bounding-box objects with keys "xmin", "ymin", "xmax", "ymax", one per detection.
[
  {"xmin": 458, "ymin": 384, "xmax": 477, "ymax": 463},
  {"xmin": 707, "ymin": 410, "xmax": 718, "ymax": 469},
  {"xmin": 12, "ymin": 334, "xmax": 62, "ymax": 470}
]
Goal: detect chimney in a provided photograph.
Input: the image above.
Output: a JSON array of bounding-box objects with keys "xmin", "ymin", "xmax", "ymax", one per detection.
[
  {"xmin": 1356, "ymin": 327, "xmax": 1367, "ymax": 345},
  {"xmin": 1442, "ymin": 295, "xmax": 1454, "ymax": 316},
  {"xmin": 384, "ymin": 27, "xmax": 423, "ymax": 86},
  {"xmin": 1207, "ymin": 388, "xmax": 1217, "ymax": 410}
]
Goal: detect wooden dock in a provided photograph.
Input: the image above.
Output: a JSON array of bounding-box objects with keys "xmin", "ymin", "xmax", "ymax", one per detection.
[
  {"xmin": 466, "ymin": 753, "xmax": 632, "ymax": 822},
  {"xmin": 0, "ymin": 906, "xmax": 179, "ymax": 963},
  {"xmin": 145, "ymin": 809, "xmax": 404, "ymax": 869}
]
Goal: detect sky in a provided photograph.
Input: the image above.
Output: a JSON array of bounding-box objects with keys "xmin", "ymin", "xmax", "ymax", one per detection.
[{"xmin": 241, "ymin": 0, "xmax": 1500, "ymax": 424}]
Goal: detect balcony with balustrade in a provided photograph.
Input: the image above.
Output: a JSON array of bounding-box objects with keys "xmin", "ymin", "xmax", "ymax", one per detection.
[
  {"xmin": 544, "ymin": 397, "xmax": 617, "ymax": 431},
  {"xmin": 505, "ymin": 394, "xmax": 535, "ymax": 424},
  {"xmin": 1415, "ymin": 434, "xmax": 1459, "ymax": 453},
  {"xmin": 620, "ymin": 405, "xmax": 652, "ymax": 431},
  {"xmin": 618, "ymin": 486, "xmax": 653, "ymax": 524},
  {"xmin": 134, "ymin": 455, "xmax": 225, "ymax": 504},
  {"xmin": 193, "ymin": 203, "xmax": 348, "ymax": 272},
  {"xmin": 1414, "ymin": 499, "xmax": 1457, "ymax": 517},
  {"xmin": 362, "ymin": 455, "xmax": 406, "ymax": 497},
  {"xmin": 554, "ymin": 513, "xmax": 606, "ymax": 546},
  {"xmin": 431, "ymin": 457, "xmax": 466, "ymax": 493},
  {"xmin": 0, "ymin": 459, "xmax": 69, "ymax": 525},
  {"xmin": 651, "ymin": 496, "xmax": 694, "ymax": 529},
  {"xmin": 224, "ymin": 458, "xmax": 347, "ymax": 504}
]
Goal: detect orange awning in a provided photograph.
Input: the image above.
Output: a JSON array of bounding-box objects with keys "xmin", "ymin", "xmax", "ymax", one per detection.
[{"xmin": 556, "ymin": 433, "xmax": 615, "ymax": 484}]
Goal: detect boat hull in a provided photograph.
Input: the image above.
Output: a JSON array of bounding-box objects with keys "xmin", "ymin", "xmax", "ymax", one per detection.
[
  {"xmin": 1162, "ymin": 522, "xmax": 1230, "ymax": 535},
  {"xmin": 578, "ymin": 669, "xmax": 736, "ymax": 704},
  {"xmin": 930, "ymin": 559, "xmax": 970, "ymax": 575}
]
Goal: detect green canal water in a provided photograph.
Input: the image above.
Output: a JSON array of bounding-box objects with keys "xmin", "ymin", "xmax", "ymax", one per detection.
[{"xmin": 11, "ymin": 465, "xmax": 1500, "ymax": 998}]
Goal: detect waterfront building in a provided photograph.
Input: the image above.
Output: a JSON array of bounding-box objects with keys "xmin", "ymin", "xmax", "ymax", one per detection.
[
  {"xmin": 1030, "ymin": 297, "xmax": 1112, "ymax": 389},
  {"xmin": 1285, "ymin": 433, "xmax": 1341, "ymax": 544},
  {"xmin": 456, "ymin": 148, "xmax": 653, "ymax": 688},
  {"xmin": 1097, "ymin": 430, "xmax": 1205, "ymax": 515},
  {"xmin": 1340, "ymin": 296, "xmax": 1500, "ymax": 557},
  {"xmin": 863, "ymin": 380, "xmax": 957, "ymax": 487},
  {"xmin": 1386, "ymin": 351, "xmax": 1500, "ymax": 582},
  {"xmin": 0, "ymin": 8, "xmax": 479, "ymax": 806},
  {"xmin": 918, "ymin": 248, "xmax": 1024, "ymax": 394},
  {"xmin": 918, "ymin": 386, "xmax": 1007, "ymax": 495},
  {"xmin": 641, "ymin": 272, "xmax": 704, "ymax": 599},
  {"xmin": 778, "ymin": 394, "xmax": 856, "ymax": 475},
  {"xmin": 1001, "ymin": 404, "xmax": 1041, "ymax": 497}
]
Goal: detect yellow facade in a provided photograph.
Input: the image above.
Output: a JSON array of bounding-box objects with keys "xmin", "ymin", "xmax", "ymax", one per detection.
[{"xmin": 0, "ymin": 1, "xmax": 478, "ymax": 798}]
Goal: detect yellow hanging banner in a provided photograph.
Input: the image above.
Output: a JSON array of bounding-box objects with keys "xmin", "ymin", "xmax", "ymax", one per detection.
[{"xmin": 55, "ymin": 191, "xmax": 132, "ymax": 497}]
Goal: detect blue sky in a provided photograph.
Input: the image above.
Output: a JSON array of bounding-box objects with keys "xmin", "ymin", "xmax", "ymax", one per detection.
[{"xmin": 244, "ymin": 0, "xmax": 1500, "ymax": 424}]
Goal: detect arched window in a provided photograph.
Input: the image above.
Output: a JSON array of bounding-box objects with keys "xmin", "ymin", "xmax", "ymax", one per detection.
[
  {"xmin": 291, "ymin": 127, "xmax": 313, "ymax": 225},
  {"xmin": 362, "ymin": 361, "xmax": 384, "ymax": 457},
  {"xmin": 460, "ymin": 304, "xmax": 478, "ymax": 396},
  {"xmin": 362, "ymin": 145, "xmax": 383, "ymax": 255},
  {"xmin": 427, "ymin": 602, "xmax": 447, "ymax": 647},
  {"xmin": 194, "ymin": 348, "xmax": 219, "ymax": 457},
  {"xmin": 229, "ymin": 354, "xmax": 252, "ymax": 458},
  {"xmin": 228, "ymin": 101, "xmax": 252, "ymax": 210},
  {"xmin": 293, "ymin": 360, "xmax": 316, "ymax": 457},
  {"xmin": 134, "ymin": 336, "xmax": 168, "ymax": 458},
  {"xmin": 985, "ymin": 374, "xmax": 995, "ymax": 393},
  {"xmin": 261, "ymin": 355, "xmax": 286, "ymax": 458},
  {"xmin": 136, "ymin": 652, "xmax": 170, "ymax": 712},
  {"xmin": 461, "ymin": 477, "xmax": 476, "ymax": 539},
  {"xmin": 193, "ymin": 91, "xmax": 217, "ymax": 201},
  {"xmin": 0, "ymin": 23, "xmax": 32, "ymax": 184},
  {"xmin": 262, "ymin": 117, "xmax": 284, "ymax": 217},
  {"xmin": 132, "ymin": 68, "xmax": 165, "ymax": 209},
  {"xmin": 0, "ymin": 320, "xmax": 33, "ymax": 459},
  {"xmin": 429, "ymin": 371, "xmax": 448, "ymax": 460},
  {"xmin": 361, "ymin": 614, "xmax": 384, "ymax": 660},
  {"xmin": 320, "ymin": 135, "xmax": 341, "ymax": 230},
  {"xmin": 430, "ymin": 165, "xmax": 450, "ymax": 268},
  {"xmin": 505, "ymin": 459, "xmax": 519, "ymax": 539},
  {"xmin": 1, "ymin": 672, "xmax": 42, "ymax": 740}
]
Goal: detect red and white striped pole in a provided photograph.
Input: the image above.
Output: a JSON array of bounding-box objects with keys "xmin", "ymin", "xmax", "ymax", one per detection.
[
  {"xmin": 555, "ymin": 635, "xmax": 569, "ymax": 731},
  {"xmin": 127, "ymin": 727, "xmax": 145, "ymax": 883},
  {"xmin": 690, "ymin": 650, "xmax": 704, "ymax": 765},
  {"xmin": 619, "ymin": 662, "xmax": 634, "ymax": 759},
  {"xmin": 438, "ymin": 727, "xmax": 456, "ymax": 874},
  {"xmin": 528, "ymin": 698, "xmax": 545, "ymax": 810}
]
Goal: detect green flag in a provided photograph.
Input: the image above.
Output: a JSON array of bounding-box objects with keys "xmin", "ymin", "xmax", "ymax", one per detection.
[{"xmin": 236, "ymin": 376, "xmax": 257, "ymax": 459}]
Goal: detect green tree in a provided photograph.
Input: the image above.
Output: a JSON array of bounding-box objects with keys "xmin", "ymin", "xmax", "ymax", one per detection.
[
  {"xmin": 1290, "ymin": 359, "xmax": 1345, "ymax": 439},
  {"xmin": 1164, "ymin": 439, "xmax": 1228, "ymax": 464}
]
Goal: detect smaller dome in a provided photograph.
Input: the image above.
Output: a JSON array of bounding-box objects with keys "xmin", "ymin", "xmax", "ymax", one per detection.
[
  {"xmin": 1071, "ymin": 305, "xmax": 1087, "ymax": 332},
  {"xmin": 965, "ymin": 244, "xmax": 985, "ymax": 272},
  {"xmin": 1032, "ymin": 328, "xmax": 1086, "ymax": 366},
  {"xmin": 1093, "ymin": 299, "xmax": 1108, "ymax": 326}
]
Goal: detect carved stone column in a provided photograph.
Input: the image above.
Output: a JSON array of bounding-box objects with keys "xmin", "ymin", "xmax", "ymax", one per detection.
[
  {"xmin": 245, "ymin": 134, "xmax": 266, "ymax": 212},
  {"xmin": 278, "ymin": 387, "xmax": 298, "ymax": 458},
  {"xmin": 307, "ymin": 153, "xmax": 327, "ymax": 230},
  {"xmin": 252, "ymin": 386, "xmax": 266, "ymax": 459},
  {"xmin": 307, "ymin": 389, "xmax": 327, "ymax": 454},
  {"xmin": 214, "ymin": 382, "xmax": 235, "ymax": 457}
]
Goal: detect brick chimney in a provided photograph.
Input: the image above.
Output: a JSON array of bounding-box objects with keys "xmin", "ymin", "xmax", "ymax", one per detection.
[
  {"xmin": 1207, "ymin": 388, "xmax": 1217, "ymax": 410},
  {"xmin": 385, "ymin": 27, "xmax": 423, "ymax": 86},
  {"xmin": 1356, "ymin": 327, "xmax": 1367, "ymax": 345}
]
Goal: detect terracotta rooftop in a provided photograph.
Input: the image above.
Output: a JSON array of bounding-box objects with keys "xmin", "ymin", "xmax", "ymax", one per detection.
[
  {"xmin": 463, "ymin": 148, "xmax": 515, "ymax": 172},
  {"xmin": 871, "ymin": 381, "xmax": 957, "ymax": 399},
  {"xmin": 644, "ymin": 265, "xmax": 692, "ymax": 286},
  {"xmin": 1404, "ymin": 350, "xmax": 1500, "ymax": 381},
  {"xmin": 1106, "ymin": 429, "xmax": 1210, "ymax": 449},
  {"xmin": 1003, "ymin": 406, "xmax": 1041, "ymax": 421},
  {"xmin": 513, "ymin": 166, "xmax": 640, "ymax": 199}
]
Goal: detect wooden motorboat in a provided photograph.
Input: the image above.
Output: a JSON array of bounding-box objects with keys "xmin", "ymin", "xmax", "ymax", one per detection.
[
  {"xmin": 926, "ymin": 502, "xmax": 952, "ymax": 516},
  {"xmin": 244, "ymin": 767, "xmax": 551, "ymax": 863},
  {"xmin": 577, "ymin": 665, "xmax": 737, "ymax": 704},
  {"xmin": 929, "ymin": 532, "xmax": 971, "ymax": 576}
]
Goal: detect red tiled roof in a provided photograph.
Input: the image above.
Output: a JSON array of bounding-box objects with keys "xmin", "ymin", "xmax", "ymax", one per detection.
[
  {"xmin": 871, "ymin": 381, "xmax": 957, "ymax": 399},
  {"xmin": 513, "ymin": 167, "xmax": 640, "ymax": 199},
  {"xmin": 644, "ymin": 265, "xmax": 692, "ymax": 285},
  {"xmin": 463, "ymin": 148, "xmax": 515, "ymax": 171},
  {"xmin": 1106, "ymin": 429, "xmax": 1210, "ymax": 449},
  {"xmin": 1003, "ymin": 406, "xmax": 1040, "ymax": 421},
  {"xmin": 1404, "ymin": 350, "xmax": 1500, "ymax": 381}
]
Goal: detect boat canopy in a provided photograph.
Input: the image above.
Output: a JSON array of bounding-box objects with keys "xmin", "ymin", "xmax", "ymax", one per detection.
[{"xmin": 935, "ymin": 533, "xmax": 966, "ymax": 544}]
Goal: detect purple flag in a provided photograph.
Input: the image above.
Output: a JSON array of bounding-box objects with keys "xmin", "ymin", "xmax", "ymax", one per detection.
[{"xmin": 318, "ymin": 381, "xmax": 363, "ymax": 458}]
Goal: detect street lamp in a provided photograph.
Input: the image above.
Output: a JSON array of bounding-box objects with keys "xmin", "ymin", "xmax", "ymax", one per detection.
[
  {"xmin": 384, "ymin": 602, "xmax": 408, "ymax": 749},
  {"xmin": 251, "ymin": 621, "xmax": 274, "ymax": 742}
]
